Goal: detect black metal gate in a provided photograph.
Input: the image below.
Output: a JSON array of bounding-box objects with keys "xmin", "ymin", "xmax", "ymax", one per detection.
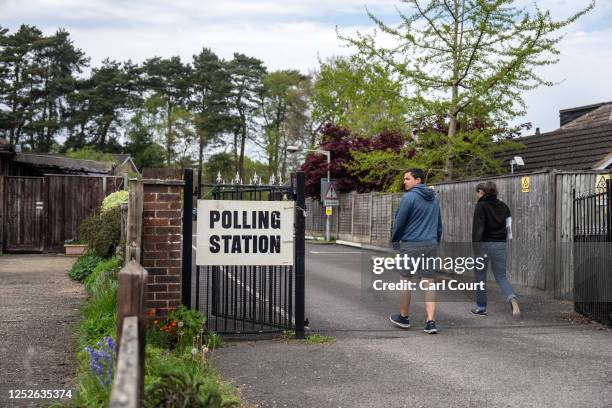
[
  {"xmin": 182, "ymin": 170, "xmax": 306, "ymax": 336},
  {"xmin": 572, "ymin": 177, "xmax": 612, "ymax": 325}
]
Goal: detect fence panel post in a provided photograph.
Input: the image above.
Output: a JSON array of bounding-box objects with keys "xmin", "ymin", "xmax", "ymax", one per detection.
[
  {"xmin": 182, "ymin": 169, "xmax": 193, "ymax": 308},
  {"xmin": 126, "ymin": 180, "xmax": 143, "ymax": 264},
  {"xmin": 115, "ymin": 261, "xmax": 147, "ymax": 406},
  {"xmin": 295, "ymin": 172, "xmax": 306, "ymax": 339},
  {"xmin": 368, "ymin": 192, "xmax": 374, "ymax": 243}
]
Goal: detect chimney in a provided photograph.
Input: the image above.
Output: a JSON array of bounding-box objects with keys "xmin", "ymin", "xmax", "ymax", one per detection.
[{"xmin": 535, "ymin": 128, "xmax": 540, "ymax": 136}]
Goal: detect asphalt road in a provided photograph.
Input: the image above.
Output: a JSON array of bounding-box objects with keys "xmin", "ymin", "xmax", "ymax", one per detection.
[{"xmin": 208, "ymin": 243, "xmax": 612, "ymax": 408}]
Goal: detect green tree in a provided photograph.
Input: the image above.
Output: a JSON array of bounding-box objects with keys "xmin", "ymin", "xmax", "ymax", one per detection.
[
  {"xmin": 256, "ymin": 70, "xmax": 309, "ymax": 178},
  {"xmin": 142, "ymin": 56, "xmax": 192, "ymax": 165},
  {"xmin": 340, "ymin": 0, "xmax": 593, "ymax": 180},
  {"xmin": 227, "ymin": 53, "xmax": 266, "ymax": 179},
  {"xmin": 312, "ymin": 56, "xmax": 409, "ymax": 137},
  {"xmin": 191, "ymin": 48, "xmax": 233, "ymax": 195}
]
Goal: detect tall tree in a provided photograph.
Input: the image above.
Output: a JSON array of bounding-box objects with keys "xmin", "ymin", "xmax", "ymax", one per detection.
[
  {"xmin": 191, "ymin": 48, "xmax": 233, "ymax": 195},
  {"xmin": 227, "ymin": 53, "xmax": 266, "ymax": 179},
  {"xmin": 312, "ymin": 56, "xmax": 409, "ymax": 137},
  {"xmin": 340, "ymin": 0, "xmax": 593, "ymax": 180},
  {"xmin": 256, "ymin": 70, "xmax": 307, "ymax": 178},
  {"xmin": 142, "ymin": 56, "xmax": 192, "ymax": 165}
]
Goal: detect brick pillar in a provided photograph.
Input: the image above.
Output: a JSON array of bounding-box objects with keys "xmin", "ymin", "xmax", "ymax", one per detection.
[{"xmin": 141, "ymin": 180, "xmax": 184, "ymax": 317}]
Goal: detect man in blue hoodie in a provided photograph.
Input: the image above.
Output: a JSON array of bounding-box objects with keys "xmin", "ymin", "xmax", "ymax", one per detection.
[{"xmin": 389, "ymin": 168, "xmax": 443, "ymax": 334}]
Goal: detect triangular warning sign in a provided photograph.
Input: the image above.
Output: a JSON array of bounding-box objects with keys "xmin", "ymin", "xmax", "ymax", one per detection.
[
  {"xmin": 325, "ymin": 184, "xmax": 338, "ymax": 200},
  {"xmin": 596, "ymin": 175, "xmax": 607, "ymax": 189}
]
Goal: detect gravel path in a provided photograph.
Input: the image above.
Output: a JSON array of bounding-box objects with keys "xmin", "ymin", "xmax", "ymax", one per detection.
[{"xmin": 0, "ymin": 255, "xmax": 85, "ymax": 408}]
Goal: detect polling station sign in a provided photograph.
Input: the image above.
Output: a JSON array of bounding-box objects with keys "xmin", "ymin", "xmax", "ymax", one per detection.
[{"xmin": 196, "ymin": 200, "xmax": 294, "ymax": 266}]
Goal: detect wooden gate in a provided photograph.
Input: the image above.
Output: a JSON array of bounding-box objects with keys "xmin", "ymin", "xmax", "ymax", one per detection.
[
  {"xmin": 4, "ymin": 176, "xmax": 45, "ymax": 252},
  {"xmin": 2, "ymin": 174, "xmax": 124, "ymax": 253}
]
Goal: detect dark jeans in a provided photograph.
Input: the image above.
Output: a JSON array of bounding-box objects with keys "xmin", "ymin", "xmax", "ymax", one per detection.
[{"xmin": 475, "ymin": 241, "xmax": 517, "ymax": 310}]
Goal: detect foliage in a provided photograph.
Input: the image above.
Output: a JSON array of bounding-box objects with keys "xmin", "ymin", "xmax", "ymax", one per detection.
[
  {"xmin": 66, "ymin": 147, "xmax": 114, "ymax": 162},
  {"xmin": 256, "ymin": 70, "xmax": 310, "ymax": 178},
  {"xmin": 301, "ymin": 124, "xmax": 410, "ymax": 196},
  {"xmin": 144, "ymin": 346, "xmax": 240, "ymax": 408},
  {"xmin": 148, "ymin": 306, "xmax": 208, "ymax": 352},
  {"xmin": 69, "ymin": 253, "xmax": 104, "ymax": 282},
  {"xmin": 78, "ymin": 206, "xmax": 122, "ymax": 257},
  {"xmin": 79, "ymin": 279, "xmax": 118, "ymax": 347},
  {"xmin": 339, "ymin": 0, "xmax": 593, "ymax": 180},
  {"xmin": 305, "ymin": 334, "xmax": 336, "ymax": 344},
  {"xmin": 101, "ymin": 190, "xmax": 129, "ymax": 212},
  {"xmin": 83, "ymin": 256, "xmax": 121, "ymax": 296},
  {"xmin": 85, "ymin": 337, "xmax": 117, "ymax": 387},
  {"xmin": 313, "ymin": 56, "xmax": 409, "ymax": 137}
]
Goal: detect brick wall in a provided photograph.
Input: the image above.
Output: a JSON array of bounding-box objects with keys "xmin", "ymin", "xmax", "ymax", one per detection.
[{"xmin": 141, "ymin": 180, "xmax": 183, "ymax": 317}]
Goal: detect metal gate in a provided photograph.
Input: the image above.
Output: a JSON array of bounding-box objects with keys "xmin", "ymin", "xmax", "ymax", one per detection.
[
  {"xmin": 3, "ymin": 176, "xmax": 44, "ymax": 252},
  {"xmin": 573, "ymin": 177, "xmax": 612, "ymax": 325},
  {"xmin": 183, "ymin": 171, "xmax": 306, "ymax": 337}
]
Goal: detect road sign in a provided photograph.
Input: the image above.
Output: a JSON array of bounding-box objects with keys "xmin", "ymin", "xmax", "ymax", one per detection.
[
  {"xmin": 321, "ymin": 179, "xmax": 339, "ymax": 206},
  {"xmin": 325, "ymin": 206, "xmax": 332, "ymax": 216},
  {"xmin": 323, "ymin": 182, "xmax": 339, "ymax": 206}
]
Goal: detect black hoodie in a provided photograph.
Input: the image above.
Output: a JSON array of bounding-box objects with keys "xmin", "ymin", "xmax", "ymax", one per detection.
[{"xmin": 472, "ymin": 194, "xmax": 511, "ymax": 243}]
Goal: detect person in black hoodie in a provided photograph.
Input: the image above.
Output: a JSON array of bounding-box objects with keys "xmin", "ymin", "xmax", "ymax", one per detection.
[{"xmin": 471, "ymin": 181, "xmax": 520, "ymax": 319}]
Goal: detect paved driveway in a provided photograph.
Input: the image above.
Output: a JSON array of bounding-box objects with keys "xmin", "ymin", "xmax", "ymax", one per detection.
[
  {"xmin": 0, "ymin": 255, "xmax": 84, "ymax": 407},
  {"xmin": 211, "ymin": 244, "xmax": 612, "ymax": 408}
]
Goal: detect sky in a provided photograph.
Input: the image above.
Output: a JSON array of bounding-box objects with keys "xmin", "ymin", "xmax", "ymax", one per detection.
[{"xmin": 2, "ymin": 0, "xmax": 611, "ymax": 133}]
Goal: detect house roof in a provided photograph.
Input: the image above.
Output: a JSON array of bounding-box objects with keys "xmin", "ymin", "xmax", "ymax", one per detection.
[
  {"xmin": 502, "ymin": 122, "xmax": 612, "ymax": 172},
  {"xmin": 12, "ymin": 153, "xmax": 114, "ymax": 174},
  {"xmin": 560, "ymin": 102, "xmax": 612, "ymax": 130}
]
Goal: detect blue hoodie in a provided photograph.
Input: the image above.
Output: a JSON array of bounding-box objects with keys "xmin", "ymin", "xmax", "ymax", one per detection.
[{"xmin": 391, "ymin": 184, "xmax": 443, "ymax": 243}]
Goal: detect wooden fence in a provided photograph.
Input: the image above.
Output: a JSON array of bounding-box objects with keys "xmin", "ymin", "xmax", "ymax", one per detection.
[
  {"xmin": 110, "ymin": 261, "xmax": 148, "ymax": 408},
  {"xmin": 0, "ymin": 174, "xmax": 124, "ymax": 253},
  {"xmin": 305, "ymin": 170, "xmax": 608, "ymax": 300}
]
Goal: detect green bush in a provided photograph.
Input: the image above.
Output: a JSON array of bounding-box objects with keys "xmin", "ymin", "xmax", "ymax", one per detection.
[
  {"xmin": 144, "ymin": 347, "xmax": 240, "ymax": 408},
  {"xmin": 101, "ymin": 190, "xmax": 129, "ymax": 212},
  {"xmin": 79, "ymin": 206, "xmax": 122, "ymax": 257},
  {"xmin": 69, "ymin": 254, "xmax": 103, "ymax": 282},
  {"xmin": 79, "ymin": 280, "xmax": 117, "ymax": 348},
  {"xmin": 84, "ymin": 257, "xmax": 122, "ymax": 296}
]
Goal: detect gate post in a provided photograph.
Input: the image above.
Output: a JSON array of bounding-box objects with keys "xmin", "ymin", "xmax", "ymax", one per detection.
[
  {"xmin": 295, "ymin": 172, "xmax": 306, "ymax": 339},
  {"xmin": 182, "ymin": 169, "xmax": 193, "ymax": 308},
  {"xmin": 607, "ymin": 179, "xmax": 612, "ymax": 243}
]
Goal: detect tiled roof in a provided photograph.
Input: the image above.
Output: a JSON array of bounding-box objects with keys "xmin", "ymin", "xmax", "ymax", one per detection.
[
  {"xmin": 501, "ymin": 122, "xmax": 612, "ymax": 172},
  {"xmin": 561, "ymin": 103, "xmax": 612, "ymax": 129}
]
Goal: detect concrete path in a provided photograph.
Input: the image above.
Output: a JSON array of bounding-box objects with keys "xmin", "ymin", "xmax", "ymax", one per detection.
[
  {"xmin": 211, "ymin": 244, "xmax": 612, "ymax": 408},
  {"xmin": 0, "ymin": 255, "xmax": 84, "ymax": 408}
]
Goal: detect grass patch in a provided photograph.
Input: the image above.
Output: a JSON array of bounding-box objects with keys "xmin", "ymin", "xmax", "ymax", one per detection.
[{"xmin": 305, "ymin": 334, "xmax": 336, "ymax": 344}]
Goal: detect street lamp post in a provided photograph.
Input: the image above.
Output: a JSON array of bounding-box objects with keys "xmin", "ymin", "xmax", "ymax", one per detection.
[{"xmin": 287, "ymin": 146, "xmax": 332, "ymax": 241}]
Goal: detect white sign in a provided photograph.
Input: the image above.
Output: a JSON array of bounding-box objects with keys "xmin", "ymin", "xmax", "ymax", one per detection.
[
  {"xmin": 324, "ymin": 183, "xmax": 339, "ymax": 206},
  {"xmin": 196, "ymin": 200, "xmax": 294, "ymax": 266}
]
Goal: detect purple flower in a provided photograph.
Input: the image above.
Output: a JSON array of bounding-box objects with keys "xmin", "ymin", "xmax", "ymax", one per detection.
[{"xmin": 86, "ymin": 336, "xmax": 116, "ymax": 386}]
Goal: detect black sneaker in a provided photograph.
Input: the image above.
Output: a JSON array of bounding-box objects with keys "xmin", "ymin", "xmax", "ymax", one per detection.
[
  {"xmin": 389, "ymin": 313, "xmax": 411, "ymax": 329},
  {"xmin": 471, "ymin": 308, "xmax": 487, "ymax": 316},
  {"xmin": 424, "ymin": 320, "xmax": 438, "ymax": 334}
]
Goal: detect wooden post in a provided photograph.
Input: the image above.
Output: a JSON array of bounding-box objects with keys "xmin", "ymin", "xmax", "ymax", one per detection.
[
  {"xmin": 123, "ymin": 173, "xmax": 129, "ymax": 190},
  {"xmin": 110, "ymin": 316, "xmax": 141, "ymax": 408},
  {"xmin": 0, "ymin": 175, "xmax": 3, "ymax": 254},
  {"xmin": 126, "ymin": 180, "xmax": 143, "ymax": 264},
  {"xmin": 116, "ymin": 261, "xmax": 147, "ymax": 406},
  {"xmin": 351, "ymin": 192, "xmax": 356, "ymax": 237},
  {"xmin": 368, "ymin": 192, "xmax": 374, "ymax": 243}
]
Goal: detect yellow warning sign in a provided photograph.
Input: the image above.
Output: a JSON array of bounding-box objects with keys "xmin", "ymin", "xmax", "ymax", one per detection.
[
  {"xmin": 325, "ymin": 206, "xmax": 332, "ymax": 216},
  {"xmin": 521, "ymin": 176, "xmax": 530, "ymax": 193},
  {"xmin": 595, "ymin": 174, "xmax": 610, "ymax": 194}
]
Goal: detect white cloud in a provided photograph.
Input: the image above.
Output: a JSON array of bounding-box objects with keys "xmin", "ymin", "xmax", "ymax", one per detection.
[{"xmin": 2, "ymin": 0, "xmax": 611, "ymax": 135}]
